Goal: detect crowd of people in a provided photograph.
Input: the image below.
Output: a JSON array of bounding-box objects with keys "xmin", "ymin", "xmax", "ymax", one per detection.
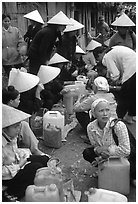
[{"xmin": 2, "ymin": 7, "xmax": 136, "ymax": 201}]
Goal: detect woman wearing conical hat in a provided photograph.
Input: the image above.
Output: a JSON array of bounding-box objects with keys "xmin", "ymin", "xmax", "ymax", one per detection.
[
  {"xmin": 2, "ymin": 85, "xmax": 46, "ymax": 156},
  {"xmin": 28, "ymin": 11, "xmax": 71, "ymax": 75},
  {"xmin": 2, "ymin": 104, "xmax": 50, "ymax": 200},
  {"xmin": 109, "ymin": 13, "xmax": 136, "ymax": 51},
  {"xmin": 24, "ymin": 10, "xmax": 44, "ymax": 52}
]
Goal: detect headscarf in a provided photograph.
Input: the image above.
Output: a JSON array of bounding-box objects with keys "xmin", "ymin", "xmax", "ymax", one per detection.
[
  {"xmin": 94, "ymin": 76, "xmax": 109, "ymax": 92},
  {"xmin": 91, "ymin": 98, "xmax": 109, "ymax": 117}
]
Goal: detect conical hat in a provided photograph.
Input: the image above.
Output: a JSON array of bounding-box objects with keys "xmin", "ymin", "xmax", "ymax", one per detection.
[
  {"xmin": 76, "ymin": 45, "xmax": 85, "ymax": 54},
  {"xmin": 48, "ymin": 53, "xmax": 69, "ymax": 65},
  {"xmin": 37, "ymin": 65, "xmax": 61, "ymax": 84},
  {"xmin": 24, "ymin": 10, "xmax": 44, "ymax": 24},
  {"xmin": 8, "ymin": 68, "xmax": 40, "ymax": 93},
  {"xmin": 64, "ymin": 18, "xmax": 84, "ymax": 32},
  {"xmin": 111, "ymin": 13, "xmax": 135, "ymax": 27},
  {"xmin": 47, "ymin": 11, "xmax": 71, "ymax": 25},
  {"xmin": 86, "ymin": 40, "xmax": 102, "ymax": 51},
  {"xmin": 2, "ymin": 104, "xmax": 31, "ymax": 128},
  {"xmin": 104, "ymin": 38, "xmax": 110, "ymax": 47}
]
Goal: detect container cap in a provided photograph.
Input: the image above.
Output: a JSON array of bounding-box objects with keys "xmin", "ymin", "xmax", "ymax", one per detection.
[
  {"xmin": 24, "ymin": 10, "xmax": 44, "ymax": 24},
  {"xmin": 8, "ymin": 68, "xmax": 40, "ymax": 93},
  {"xmin": 47, "ymin": 11, "xmax": 71, "ymax": 25},
  {"xmin": 111, "ymin": 13, "xmax": 135, "ymax": 27},
  {"xmin": 63, "ymin": 18, "xmax": 84, "ymax": 32},
  {"xmin": 37, "ymin": 65, "xmax": 60, "ymax": 84},
  {"xmin": 86, "ymin": 40, "xmax": 102, "ymax": 51},
  {"xmin": 2, "ymin": 104, "xmax": 31, "ymax": 128},
  {"xmin": 76, "ymin": 45, "xmax": 85, "ymax": 54},
  {"xmin": 48, "ymin": 53, "xmax": 69, "ymax": 65}
]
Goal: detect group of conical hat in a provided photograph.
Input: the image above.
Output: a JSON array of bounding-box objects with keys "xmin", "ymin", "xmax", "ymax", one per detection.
[
  {"xmin": 37, "ymin": 65, "xmax": 60, "ymax": 84},
  {"xmin": 64, "ymin": 18, "xmax": 84, "ymax": 32},
  {"xmin": 2, "ymin": 104, "xmax": 31, "ymax": 128},
  {"xmin": 24, "ymin": 10, "xmax": 45, "ymax": 24},
  {"xmin": 47, "ymin": 11, "xmax": 71, "ymax": 25},
  {"xmin": 48, "ymin": 53, "xmax": 69, "ymax": 65},
  {"xmin": 8, "ymin": 66, "xmax": 61, "ymax": 92},
  {"xmin": 111, "ymin": 12, "xmax": 135, "ymax": 26},
  {"xmin": 76, "ymin": 45, "xmax": 85, "ymax": 54},
  {"xmin": 86, "ymin": 40, "xmax": 102, "ymax": 51}
]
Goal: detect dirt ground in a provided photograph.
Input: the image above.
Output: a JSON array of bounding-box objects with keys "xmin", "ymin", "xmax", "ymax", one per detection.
[
  {"xmin": 38, "ymin": 119, "xmax": 136, "ymax": 202},
  {"xmin": 2, "ymin": 74, "xmax": 136, "ymax": 202}
]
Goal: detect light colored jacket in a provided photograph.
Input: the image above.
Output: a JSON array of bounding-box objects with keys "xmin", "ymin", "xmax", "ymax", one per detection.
[{"xmin": 2, "ymin": 26, "xmax": 24, "ymax": 65}]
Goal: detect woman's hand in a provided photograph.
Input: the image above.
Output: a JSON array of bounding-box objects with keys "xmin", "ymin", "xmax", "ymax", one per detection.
[{"xmin": 95, "ymin": 146, "xmax": 110, "ymax": 157}]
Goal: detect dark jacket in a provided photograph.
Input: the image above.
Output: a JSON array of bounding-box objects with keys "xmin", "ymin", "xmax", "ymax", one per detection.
[
  {"xmin": 18, "ymin": 86, "xmax": 42, "ymax": 114},
  {"xmin": 24, "ymin": 23, "xmax": 42, "ymax": 51},
  {"xmin": 28, "ymin": 25, "xmax": 60, "ymax": 75},
  {"xmin": 57, "ymin": 33, "xmax": 77, "ymax": 62}
]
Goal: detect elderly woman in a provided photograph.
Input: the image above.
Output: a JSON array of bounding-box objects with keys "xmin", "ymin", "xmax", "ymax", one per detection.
[
  {"xmin": 73, "ymin": 76, "xmax": 117, "ymax": 135},
  {"xmin": 82, "ymin": 98, "xmax": 135, "ymax": 186}
]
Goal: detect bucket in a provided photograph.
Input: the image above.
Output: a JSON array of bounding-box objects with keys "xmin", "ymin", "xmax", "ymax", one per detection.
[
  {"xmin": 98, "ymin": 157, "xmax": 130, "ymax": 195},
  {"xmin": 86, "ymin": 188, "xmax": 128, "ymax": 202}
]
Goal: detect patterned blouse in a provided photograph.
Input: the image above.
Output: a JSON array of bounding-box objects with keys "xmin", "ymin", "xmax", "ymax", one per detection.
[{"xmin": 87, "ymin": 117, "xmax": 130, "ymax": 157}]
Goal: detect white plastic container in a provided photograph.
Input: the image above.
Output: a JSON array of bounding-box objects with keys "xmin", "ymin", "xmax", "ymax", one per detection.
[
  {"xmin": 98, "ymin": 157, "xmax": 130, "ymax": 195},
  {"xmin": 25, "ymin": 184, "xmax": 60, "ymax": 202},
  {"xmin": 43, "ymin": 111, "xmax": 65, "ymax": 139},
  {"xmin": 86, "ymin": 188, "xmax": 128, "ymax": 202},
  {"xmin": 63, "ymin": 82, "xmax": 87, "ymax": 114}
]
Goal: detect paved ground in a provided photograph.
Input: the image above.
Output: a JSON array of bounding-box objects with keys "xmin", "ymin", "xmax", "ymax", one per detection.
[{"xmin": 38, "ymin": 117, "xmax": 136, "ymax": 202}]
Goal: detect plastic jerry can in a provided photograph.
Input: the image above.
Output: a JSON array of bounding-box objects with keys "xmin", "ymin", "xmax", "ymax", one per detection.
[
  {"xmin": 25, "ymin": 184, "xmax": 60, "ymax": 202},
  {"xmin": 74, "ymin": 80, "xmax": 86, "ymax": 95},
  {"xmin": 63, "ymin": 92, "xmax": 75, "ymax": 114},
  {"xmin": 98, "ymin": 157, "xmax": 130, "ymax": 195},
  {"xmin": 43, "ymin": 111, "xmax": 64, "ymax": 138},
  {"xmin": 34, "ymin": 166, "xmax": 64, "ymax": 201},
  {"xmin": 86, "ymin": 188, "xmax": 128, "ymax": 202},
  {"xmin": 43, "ymin": 124, "xmax": 62, "ymax": 148}
]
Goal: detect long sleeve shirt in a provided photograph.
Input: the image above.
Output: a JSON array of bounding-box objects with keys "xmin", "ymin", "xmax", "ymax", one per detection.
[
  {"xmin": 102, "ymin": 45, "xmax": 136, "ymax": 83},
  {"xmin": 2, "ymin": 26, "xmax": 24, "ymax": 65},
  {"xmin": 87, "ymin": 117, "xmax": 130, "ymax": 157}
]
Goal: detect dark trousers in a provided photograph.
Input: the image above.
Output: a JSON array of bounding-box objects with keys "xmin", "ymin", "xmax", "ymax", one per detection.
[
  {"xmin": 2, "ymin": 155, "xmax": 49, "ymax": 200},
  {"xmin": 83, "ymin": 147, "xmax": 97, "ymax": 163},
  {"xmin": 3, "ymin": 63, "xmax": 23, "ymax": 78},
  {"xmin": 116, "ymin": 73, "xmax": 136, "ymax": 118}
]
